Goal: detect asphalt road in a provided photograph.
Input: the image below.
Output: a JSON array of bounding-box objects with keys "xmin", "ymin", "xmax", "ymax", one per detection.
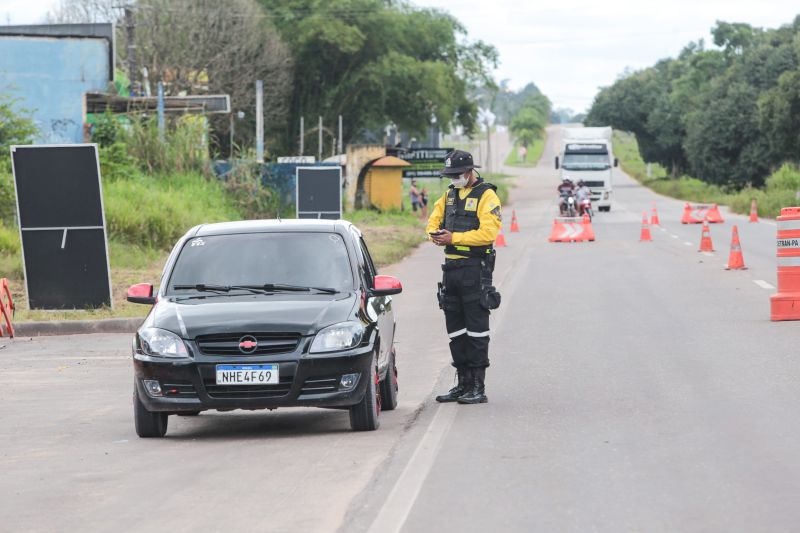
[
  {"xmin": 2, "ymin": 127, "xmax": 798, "ymax": 532},
  {"xmin": 349, "ymin": 127, "xmax": 800, "ymax": 532}
]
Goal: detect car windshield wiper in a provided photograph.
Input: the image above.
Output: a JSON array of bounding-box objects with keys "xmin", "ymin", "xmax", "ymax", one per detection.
[
  {"xmin": 172, "ymin": 283, "xmax": 338, "ymax": 295},
  {"xmin": 241, "ymin": 283, "xmax": 339, "ymax": 294},
  {"xmin": 172, "ymin": 284, "xmax": 272, "ymax": 295}
]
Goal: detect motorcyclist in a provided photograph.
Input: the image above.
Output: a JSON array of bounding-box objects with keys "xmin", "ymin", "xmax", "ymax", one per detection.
[
  {"xmin": 557, "ymin": 178, "xmax": 575, "ymax": 215},
  {"xmin": 575, "ymin": 180, "xmax": 591, "ymax": 216}
]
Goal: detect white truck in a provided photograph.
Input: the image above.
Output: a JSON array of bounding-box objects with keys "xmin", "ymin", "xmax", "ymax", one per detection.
[{"xmin": 556, "ymin": 126, "xmax": 617, "ymax": 212}]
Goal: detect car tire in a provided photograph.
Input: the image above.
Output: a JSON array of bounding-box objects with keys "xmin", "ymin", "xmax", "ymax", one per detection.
[
  {"xmin": 134, "ymin": 387, "xmax": 168, "ymax": 438},
  {"xmin": 349, "ymin": 358, "xmax": 381, "ymax": 431},
  {"xmin": 379, "ymin": 348, "xmax": 399, "ymax": 411}
]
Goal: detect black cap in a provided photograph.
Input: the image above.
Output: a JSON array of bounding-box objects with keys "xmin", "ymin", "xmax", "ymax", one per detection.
[{"xmin": 440, "ymin": 150, "xmax": 481, "ymax": 176}]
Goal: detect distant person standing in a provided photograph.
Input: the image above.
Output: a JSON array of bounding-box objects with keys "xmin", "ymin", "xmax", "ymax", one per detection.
[
  {"xmin": 518, "ymin": 145, "xmax": 527, "ymax": 163},
  {"xmin": 420, "ymin": 187, "xmax": 429, "ymax": 218},
  {"xmin": 409, "ymin": 179, "xmax": 421, "ymax": 213}
]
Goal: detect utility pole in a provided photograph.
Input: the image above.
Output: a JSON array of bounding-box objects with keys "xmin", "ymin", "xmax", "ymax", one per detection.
[
  {"xmin": 338, "ymin": 115, "xmax": 343, "ymax": 154},
  {"xmin": 299, "ymin": 117, "xmax": 304, "ymax": 155},
  {"xmin": 485, "ymin": 118, "xmax": 492, "ymax": 174},
  {"xmin": 157, "ymin": 82, "xmax": 165, "ymax": 142},
  {"xmin": 123, "ymin": 5, "xmax": 137, "ymax": 95},
  {"xmin": 318, "ymin": 116, "xmax": 323, "ymax": 162},
  {"xmin": 229, "ymin": 113, "xmax": 235, "ymax": 159},
  {"xmin": 255, "ymin": 80, "xmax": 264, "ymax": 163}
]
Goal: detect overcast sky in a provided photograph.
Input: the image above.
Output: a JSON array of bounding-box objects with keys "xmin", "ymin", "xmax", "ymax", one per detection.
[{"xmin": 2, "ymin": 0, "xmax": 798, "ymax": 112}]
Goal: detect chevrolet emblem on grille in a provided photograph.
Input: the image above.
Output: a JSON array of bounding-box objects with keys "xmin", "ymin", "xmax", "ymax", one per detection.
[{"xmin": 238, "ymin": 335, "xmax": 258, "ymax": 354}]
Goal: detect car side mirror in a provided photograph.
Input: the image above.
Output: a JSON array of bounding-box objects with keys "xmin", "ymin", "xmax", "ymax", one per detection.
[
  {"xmin": 127, "ymin": 283, "xmax": 156, "ymax": 305},
  {"xmin": 614, "ymin": 158, "xmax": 619, "ymax": 168},
  {"xmin": 371, "ymin": 275, "xmax": 402, "ymax": 296},
  {"xmin": 555, "ymin": 156, "xmax": 559, "ymax": 170}
]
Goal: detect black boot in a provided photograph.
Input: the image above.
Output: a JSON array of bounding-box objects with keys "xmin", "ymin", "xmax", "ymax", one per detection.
[
  {"xmin": 457, "ymin": 367, "xmax": 488, "ymax": 404},
  {"xmin": 436, "ymin": 367, "xmax": 471, "ymax": 403}
]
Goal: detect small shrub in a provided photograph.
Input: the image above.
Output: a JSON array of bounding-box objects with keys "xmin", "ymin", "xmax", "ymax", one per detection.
[
  {"xmin": 123, "ymin": 116, "xmax": 207, "ymax": 175},
  {"xmin": 0, "ymin": 222, "xmax": 20, "ymax": 254},
  {"xmin": 766, "ymin": 164, "xmax": 800, "ymax": 193},
  {"xmin": 91, "ymin": 109, "xmax": 122, "ymax": 147},
  {"xmin": 99, "ymin": 143, "xmax": 138, "ymax": 182},
  {"xmin": 222, "ymin": 161, "xmax": 284, "ymax": 219}
]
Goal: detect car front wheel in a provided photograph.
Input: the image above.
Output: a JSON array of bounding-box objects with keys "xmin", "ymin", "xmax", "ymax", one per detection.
[
  {"xmin": 379, "ymin": 348, "xmax": 399, "ymax": 411},
  {"xmin": 349, "ymin": 358, "xmax": 381, "ymax": 431},
  {"xmin": 134, "ymin": 386, "xmax": 168, "ymax": 438}
]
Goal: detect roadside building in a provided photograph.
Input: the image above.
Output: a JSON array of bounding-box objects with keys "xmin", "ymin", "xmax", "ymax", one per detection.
[{"xmin": 0, "ymin": 24, "xmax": 114, "ymax": 144}]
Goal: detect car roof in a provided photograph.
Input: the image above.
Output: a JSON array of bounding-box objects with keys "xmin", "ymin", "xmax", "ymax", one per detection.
[{"xmin": 189, "ymin": 219, "xmax": 359, "ymax": 237}]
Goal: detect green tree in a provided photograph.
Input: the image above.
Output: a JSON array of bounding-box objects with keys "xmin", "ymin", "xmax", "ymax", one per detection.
[
  {"xmin": 587, "ymin": 16, "xmax": 800, "ymax": 188},
  {"xmin": 260, "ymin": 0, "xmax": 497, "ymax": 150},
  {"xmin": 758, "ymin": 69, "xmax": 800, "ymax": 159},
  {"xmin": 509, "ymin": 92, "xmax": 551, "ymax": 148}
]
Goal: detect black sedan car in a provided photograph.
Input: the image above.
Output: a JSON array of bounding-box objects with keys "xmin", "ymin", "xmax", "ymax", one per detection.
[{"xmin": 127, "ymin": 219, "xmax": 402, "ymax": 437}]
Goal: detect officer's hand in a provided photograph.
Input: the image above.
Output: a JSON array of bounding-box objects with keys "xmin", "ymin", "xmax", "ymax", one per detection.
[{"xmin": 432, "ymin": 229, "xmax": 453, "ymax": 246}]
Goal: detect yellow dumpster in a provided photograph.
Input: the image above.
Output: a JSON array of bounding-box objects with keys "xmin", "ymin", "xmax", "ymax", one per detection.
[{"xmin": 364, "ymin": 156, "xmax": 410, "ymax": 211}]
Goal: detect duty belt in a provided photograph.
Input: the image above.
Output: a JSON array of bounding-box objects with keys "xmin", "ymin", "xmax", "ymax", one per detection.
[{"xmin": 442, "ymin": 258, "xmax": 483, "ymax": 270}]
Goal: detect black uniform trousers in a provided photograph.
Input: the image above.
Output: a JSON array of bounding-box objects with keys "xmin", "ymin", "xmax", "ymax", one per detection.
[{"xmin": 441, "ymin": 259, "xmax": 490, "ymax": 368}]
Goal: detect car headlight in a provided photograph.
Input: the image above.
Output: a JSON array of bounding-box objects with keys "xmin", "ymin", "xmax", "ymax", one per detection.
[
  {"xmin": 138, "ymin": 327, "xmax": 189, "ymax": 358},
  {"xmin": 310, "ymin": 321, "xmax": 364, "ymax": 353}
]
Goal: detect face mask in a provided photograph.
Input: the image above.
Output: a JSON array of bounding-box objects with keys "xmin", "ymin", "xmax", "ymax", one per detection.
[{"xmin": 450, "ymin": 173, "xmax": 469, "ymax": 188}]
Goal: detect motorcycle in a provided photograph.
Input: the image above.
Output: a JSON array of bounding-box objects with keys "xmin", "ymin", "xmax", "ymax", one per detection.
[
  {"xmin": 559, "ymin": 191, "xmax": 577, "ymax": 217},
  {"xmin": 579, "ymin": 197, "xmax": 593, "ymax": 220}
]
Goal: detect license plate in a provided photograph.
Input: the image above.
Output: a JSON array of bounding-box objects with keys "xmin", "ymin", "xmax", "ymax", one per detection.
[{"xmin": 216, "ymin": 364, "xmax": 279, "ymax": 385}]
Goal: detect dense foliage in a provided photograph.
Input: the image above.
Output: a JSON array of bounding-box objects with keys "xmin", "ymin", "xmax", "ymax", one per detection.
[
  {"xmin": 259, "ymin": 0, "xmax": 498, "ymax": 150},
  {"xmin": 586, "ymin": 16, "xmax": 800, "ymax": 189}
]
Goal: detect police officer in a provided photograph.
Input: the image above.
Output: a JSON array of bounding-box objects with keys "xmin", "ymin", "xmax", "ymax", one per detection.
[{"xmin": 427, "ymin": 150, "xmax": 502, "ymax": 404}]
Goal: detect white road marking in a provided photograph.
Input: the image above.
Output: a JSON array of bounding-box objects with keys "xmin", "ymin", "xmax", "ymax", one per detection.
[
  {"xmin": 753, "ymin": 280, "xmax": 775, "ymax": 290},
  {"xmin": 762, "ymin": 220, "xmax": 777, "ymax": 227},
  {"xmin": 366, "ymin": 403, "xmax": 458, "ymax": 533},
  {"xmin": 701, "ymin": 252, "xmax": 714, "ymax": 257},
  {"xmin": 671, "ymin": 235, "xmax": 679, "ymax": 239},
  {"xmin": 684, "ymin": 242, "xmax": 692, "ymax": 246},
  {"xmin": 660, "ymin": 227, "xmax": 668, "ymax": 232}
]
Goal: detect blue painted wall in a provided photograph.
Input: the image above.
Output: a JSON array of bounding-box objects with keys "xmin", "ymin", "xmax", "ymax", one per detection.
[{"xmin": 0, "ymin": 36, "xmax": 110, "ymax": 144}]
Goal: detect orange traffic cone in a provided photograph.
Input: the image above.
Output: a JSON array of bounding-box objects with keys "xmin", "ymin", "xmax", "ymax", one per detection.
[
  {"xmin": 495, "ymin": 227, "xmax": 507, "ymax": 247},
  {"xmin": 510, "ymin": 210, "xmax": 520, "ymax": 232},
  {"xmin": 640, "ymin": 211, "xmax": 652, "ymax": 242},
  {"xmin": 749, "ymin": 199, "xmax": 758, "ymax": 223},
  {"xmin": 698, "ymin": 220, "xmax": 714, "ymax": 252},
  {"xmin": 650, "ymin": 203, "xmax": 660, "ymax": 226},
  {"xmin": 725, "ymin": 225, "xmax": 747, "ymax": 270}
]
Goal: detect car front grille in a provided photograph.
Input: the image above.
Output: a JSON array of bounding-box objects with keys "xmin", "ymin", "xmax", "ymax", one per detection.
[
  {"xmin": 203, "ymin": 376, "xmax": 294, "ymax": 399},
  {"xmin": 195, "ymin": 333, "xmax": 301, "ymax": 356},
  {"xmin": 300, "ymin": 377, "xmax": 339, "ymax": 394},
  {"xmin": 583, "ymin": 181, "xmax": 605, "ymax": 188}
]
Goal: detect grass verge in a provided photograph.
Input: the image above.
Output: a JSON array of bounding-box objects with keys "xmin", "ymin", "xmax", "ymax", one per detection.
[
  {"xmin": 615, "ymin": 131, "xmax": 800, "ymax": 218},
  {"xmin": 345, "ymin": 209, "xmax": 426, "ymax": 268}
]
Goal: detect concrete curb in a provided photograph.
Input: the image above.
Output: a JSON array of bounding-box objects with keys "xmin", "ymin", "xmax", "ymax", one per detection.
[{"xmin": 14, "ymin": 317, "xmax": 144, "ymax": 337}]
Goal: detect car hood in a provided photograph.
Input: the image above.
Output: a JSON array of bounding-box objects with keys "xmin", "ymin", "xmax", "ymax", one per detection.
[{"xmin": 144, "ymin": 292, "xmax": 359, "ymax": 338}]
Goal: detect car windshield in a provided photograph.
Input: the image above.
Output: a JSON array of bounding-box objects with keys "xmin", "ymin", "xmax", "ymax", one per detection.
[
  {"xmin": 167, "ymin": 232, "xmax": 354, "ymax": 295},
  {"xmin": 562, "ymin": 153, "xmax": 610, "ymax": 170}
]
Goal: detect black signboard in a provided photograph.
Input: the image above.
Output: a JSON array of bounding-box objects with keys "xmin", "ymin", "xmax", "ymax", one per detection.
[
  {"xmin": 296, "ymin": 166, "xmax": 342, "ymax": 220},
  {"xmin": 11, "ymin": 144, "xmax": 112, "ymax": 309},
  {"xmin": 393, "ymin": 147, "xmax": 454, "ymax": 178}
]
